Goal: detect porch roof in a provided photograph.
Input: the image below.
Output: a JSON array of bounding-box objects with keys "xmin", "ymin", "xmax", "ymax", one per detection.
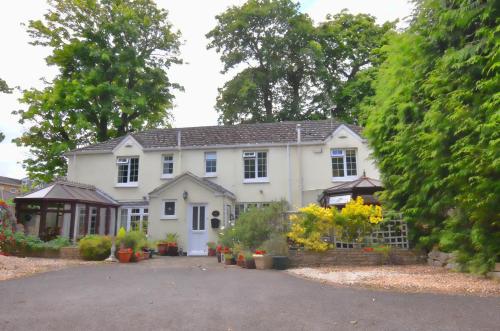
[
  {"xmin": 14, "ymin": 180, "xmax": 119, "ymax": 206},
  {"xmin": 323, "ymin": 176, "xmax": 383, "ymax": 195},
  {"xmin": 149, "ymin": 172, "xmax": 236, "ymax": 200}
]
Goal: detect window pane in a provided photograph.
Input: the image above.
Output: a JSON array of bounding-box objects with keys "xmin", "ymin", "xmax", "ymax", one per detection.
[
  {"xmin": 205, "ymin": 152, "xmax": 217, "ymax": 173},
  {"xmin": 118, "ymin": 164, "xmax": 129, "ymax": 183},
  {"xmin": 78, "ymin": 207, "xmax": 87, "ymax": 237},
  {"xmin": 244, "ymin": 158, "xmax": 256, "ymax": 179},
  {"xmin": 141, "ymin": 215, "xmax": 148, "ymax": 234},
  {"xmin": 129, "ymin": 158, "xmax": 139, "ymax": 182},
  {"xmin": 164, "ymin": 202, "xmax": 175, "ymax": 216},
  {"xmin": 89, "ymin": 207, "xmax": 97, "ymax": 234},
  {"xmin": 331, "ymin": 156, "xmax": 345, "ymax": 177},
  {"xmin": 120, "ymin": 208, "xmax": 128, "ymax": 230},
  {"xmin": 130, "ymin": 215, "xmax": 140, "ymax": 231},
  {"xmin": 346, "ymin": 149, "xmax": 357, "ymax": 176},
  {"xmin": 192, "ymin": 206, "xmax": 198, "ymax": 230},
  {"xmin": 199, "ymin": 206, "xmax": 205, "ymax": 230},
  {"xmin": 257, "ymin": 152, "xmax": 267, "ymax": 178},
  {"xmin": 163, "ymin": 155, "xmax": 173, "ymax": 174}
]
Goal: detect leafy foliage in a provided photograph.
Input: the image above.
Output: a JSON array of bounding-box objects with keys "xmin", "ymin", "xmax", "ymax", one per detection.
[
  {"xmin": 207, "ymin": 0, "xmax": 393, "ymax": 124},
  {"xmin": 0, "ymin": 77, "xmax": 11, "ymax": 142},
  {"xmin": 78, "ymin": 235, "xmax": 111, "ymax": 260},
  {"xmin": 13, "ymin": 0, "xmax": 182, "ymax": 182},
  {"xmin": 218, "ymin": 201, "xmax": 287, "ymax": 250},
  {"xmin": 116, "ymin": 230, "xmax": 147, "ymax": 253},
  {"xmin": 364, "ymin": 0, "xmax": 500, "ymax": 273}
]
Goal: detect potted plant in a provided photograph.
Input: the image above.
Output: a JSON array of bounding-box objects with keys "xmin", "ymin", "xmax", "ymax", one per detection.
[
  {"xmin": 157, "ymin": 241, "xmax": 169, "ymax": 255},
  {"xmin": 237, "ymin": 252, "xmax": 246, "ymax": 267},
  {"xmin": 224, "ymin": 253, "xmax": 234, "ymax": 265},
  {"xmin": 265, "ymin": 233, "xmax": 290, "ymax": 270},
  {"xmin": 253, "ymin": 249, "xmax": 273, "ymax": 270},
  {"xmin": 165, "ymin": 233, "xmax": 179, "ymax": 256},
  {"xmin": 117, "ymin": 248, "xmax": 133, "ymax": 263},
  {"xmin": 244, "ymin": 252, "xmax": 256, "ymax": 269},
  {"xmin": 207, "ymin": 242, "xmax": 217, "ymax": 256},
  {"xmin": 216, "ymin": 245, "xmax": 222, "ymax": 262}
]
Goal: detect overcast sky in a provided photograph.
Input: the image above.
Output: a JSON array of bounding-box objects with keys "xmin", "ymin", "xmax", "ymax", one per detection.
[{"xmin": 0, "ymin": 0, "xmax": 413, "ymax": 179}]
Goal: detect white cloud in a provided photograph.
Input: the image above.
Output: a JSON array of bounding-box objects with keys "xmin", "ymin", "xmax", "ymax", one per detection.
[{"xmin": 0, "ymin": 0, "xmax": 412, "ymax": 179}]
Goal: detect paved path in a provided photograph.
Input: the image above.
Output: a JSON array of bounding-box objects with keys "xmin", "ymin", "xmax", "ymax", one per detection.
[{"xmin": 0, "ymin": 257, "xmax": 499, "ymax": 331}]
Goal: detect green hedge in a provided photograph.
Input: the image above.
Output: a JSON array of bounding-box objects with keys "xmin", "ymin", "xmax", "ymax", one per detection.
[{"xmin": 78, "ymin": 235, "xmax": 112, "ymax": 261}]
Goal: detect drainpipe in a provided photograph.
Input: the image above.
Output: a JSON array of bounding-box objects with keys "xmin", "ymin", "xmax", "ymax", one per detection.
[
  {"xmin": 177, "ymin": 130, "xmax": 182, "ymax": 173},
  {"xmin": 287, "ymin": 143, "xmax": 292, "ymax": 207},
  {"xmin": 296, "ymin": 124, "xmax": 303, "ymax": 207}
]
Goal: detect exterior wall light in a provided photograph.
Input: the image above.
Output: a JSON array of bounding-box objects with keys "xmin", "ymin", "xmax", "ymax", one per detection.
[{"xmin": 182, "ymin": 191, "xmax": 188, "ymax": 200}]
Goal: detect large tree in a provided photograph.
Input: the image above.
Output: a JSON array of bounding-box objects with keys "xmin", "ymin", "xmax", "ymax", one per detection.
[
  {"xmin": 207, "ymin": 0, "xmax": 393, "ymax": 124},
  {"xmin": 14, "ymin": 0, "xmax": 181, "ymax": 182},
  {"xmin": 365, "ymin": 0, "xmax": 499, "ymax": 273},
  {"xmin": 0, "ymin": 78, "xmax": 12, "ymax": 142}
]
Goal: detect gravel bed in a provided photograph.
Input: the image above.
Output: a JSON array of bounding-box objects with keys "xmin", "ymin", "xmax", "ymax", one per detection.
[
  {"xmin": 0, "ymin": 255, "xmax": 97, "ymax": 281},
  {"xmin": 288, "ymin": 265, "xmax": 500, "ymax": 297}
]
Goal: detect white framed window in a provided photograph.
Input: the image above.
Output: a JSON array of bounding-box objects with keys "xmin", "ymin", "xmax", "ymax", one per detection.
[
  {"xmin": 119, "ymin": 207, "xmax": 148, "ymax": 234},
  {"xmin": 204, "ymin": 152, "xmax": 217, "ymax": 176},
  {"xmin": 331, "ymin": 149, "xmax": 358, "ymax": 181},
  {"xmin": 116, "ymin": 157, "xmax": 139, "ymax": 186},
  {"xmin": 162, "ymin": 155, "xmax": 174, "ymax": 178},
  {"xmin": 243, "ymin": 151, "xmax": 268, "ymax": 183},
  {"xmin": 161, "ymin": 200, "xmax": 176, "ymax": 219}
]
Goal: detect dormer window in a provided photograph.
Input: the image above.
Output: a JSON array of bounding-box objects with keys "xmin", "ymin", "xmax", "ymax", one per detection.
[
  {"xmin": 331, "ymin": 149, "xmax": 357, "ymax": 181},
  {"xmin": 117, "ymin": 157, "xmax": 139, "ymax": 186}
]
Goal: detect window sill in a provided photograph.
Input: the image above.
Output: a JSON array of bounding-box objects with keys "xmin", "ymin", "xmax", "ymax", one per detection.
[
  {"xmin": 160, "ymin": 216, "xmax": 177, "ymax": 220},
  {"xmin": 115, "ymin": 183, "xmax": 139, "ymax": 188},
  {"xmin": 161, "ymin": 174, "xmax": 174, "ymax": 179},
  {"xmin": 332, "ymin": 176, "xmax": 358, "ymax": 182},
  {"xmin": 243, "ymin": 178, "xmax": 270, "ymax": 184},
  {"xmin": 204, "ymin": 173, "xmax": 217, "ymax": 178}
]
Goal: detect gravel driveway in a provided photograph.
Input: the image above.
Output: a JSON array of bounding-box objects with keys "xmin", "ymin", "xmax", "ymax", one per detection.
[{"xmin": 1, "ymin": 257, "xmax": 499, "ymax": 331}]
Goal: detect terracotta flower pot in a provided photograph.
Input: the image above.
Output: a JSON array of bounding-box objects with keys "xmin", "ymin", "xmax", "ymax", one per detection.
[
  {"xmin": 208, "ymin": 248, "xmax": 216, "ymax": 256},
  {"xmin": 118, "ymin": 249, "xmax": 132, "ymax": 263},
  {"xmin": 157, "ymin": 243, "xmax": 168, "ymax": 256},
  {"xmin": 253, "ymin": 254, "xmax": 273, "ymax": 270}
]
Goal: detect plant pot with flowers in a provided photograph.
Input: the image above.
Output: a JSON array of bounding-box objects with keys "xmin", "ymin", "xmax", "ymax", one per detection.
[
  {"xmin": 207, "ymin": 242, "xmax": 217, "ymax": 256},
  {"xmin": 216, "ymin": 245, "xmax": 222, "ymax": 262},
  {"xmin": 253, "ymin": 249, "xmax": 273, "ymax": 270},
  {"xmin": 244, "ymin": 252, "xmax": 256, "ymax": 269},
  {"xmin": 164, "ymin": 233, "xmax": 179, "ymax": 256},
  {"xmin": 237, "ymin": 252, "xmax": 246, "ymax": 267},
  {"xmin": 224, "ymin": 253, "xmax": 234, "ymax": 265}
]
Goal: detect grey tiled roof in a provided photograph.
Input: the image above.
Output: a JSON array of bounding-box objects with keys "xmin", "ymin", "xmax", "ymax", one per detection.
[
  {"xmin": 70, "ymin": 120, "xmax": 363, "ymax": 153},
  {"xmin": 0, "ymin": 176, "xmax": 22, "ymax": 186}
]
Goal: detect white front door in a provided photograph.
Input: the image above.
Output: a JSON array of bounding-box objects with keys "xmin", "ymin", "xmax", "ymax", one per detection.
[{"xmin": 188, "ymin": 204, "xmax": 208, "ymax": 256}]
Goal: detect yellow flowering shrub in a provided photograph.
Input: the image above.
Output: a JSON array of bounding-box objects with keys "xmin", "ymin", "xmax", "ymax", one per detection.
[
  {"xmin": 288, "ymin": 198, "xmax": 384, "ymax": 251},
  {"xmin": 287, "ymin": 204, "xmax": 336, "ymax": 252}
]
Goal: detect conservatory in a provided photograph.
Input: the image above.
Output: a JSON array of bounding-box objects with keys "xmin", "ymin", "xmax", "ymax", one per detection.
[{"xmin": 14, "ymin": 181, "xmax": 119, "ymax": 242}]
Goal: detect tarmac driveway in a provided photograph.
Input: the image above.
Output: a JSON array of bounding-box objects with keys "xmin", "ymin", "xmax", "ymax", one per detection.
[{"xmin": 0, "ymin": 257, "xmax": 499, "ymax": 331}]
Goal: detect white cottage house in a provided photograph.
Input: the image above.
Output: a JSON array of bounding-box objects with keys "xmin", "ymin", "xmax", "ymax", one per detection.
[{"xmin": 17, "ymin": 120, "xmax": 381, "ymax": 255}]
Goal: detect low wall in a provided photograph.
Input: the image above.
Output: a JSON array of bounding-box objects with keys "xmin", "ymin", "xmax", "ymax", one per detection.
[
  {"xmin": 289, "ymin": 248, "xmax": 426, "ymax": 267},
  {"xmin": 17, "ymin": 247, "xmax": 81, "ymax": 260},
  {"xmin": 59, "ymin": 247, "xmax": 81, "ymax": 260}
]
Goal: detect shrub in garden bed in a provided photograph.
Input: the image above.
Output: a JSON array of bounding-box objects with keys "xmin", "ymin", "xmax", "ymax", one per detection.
[{"xmin": 78, "ymin": 235, "xmax": 112, "ymax": 261}]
